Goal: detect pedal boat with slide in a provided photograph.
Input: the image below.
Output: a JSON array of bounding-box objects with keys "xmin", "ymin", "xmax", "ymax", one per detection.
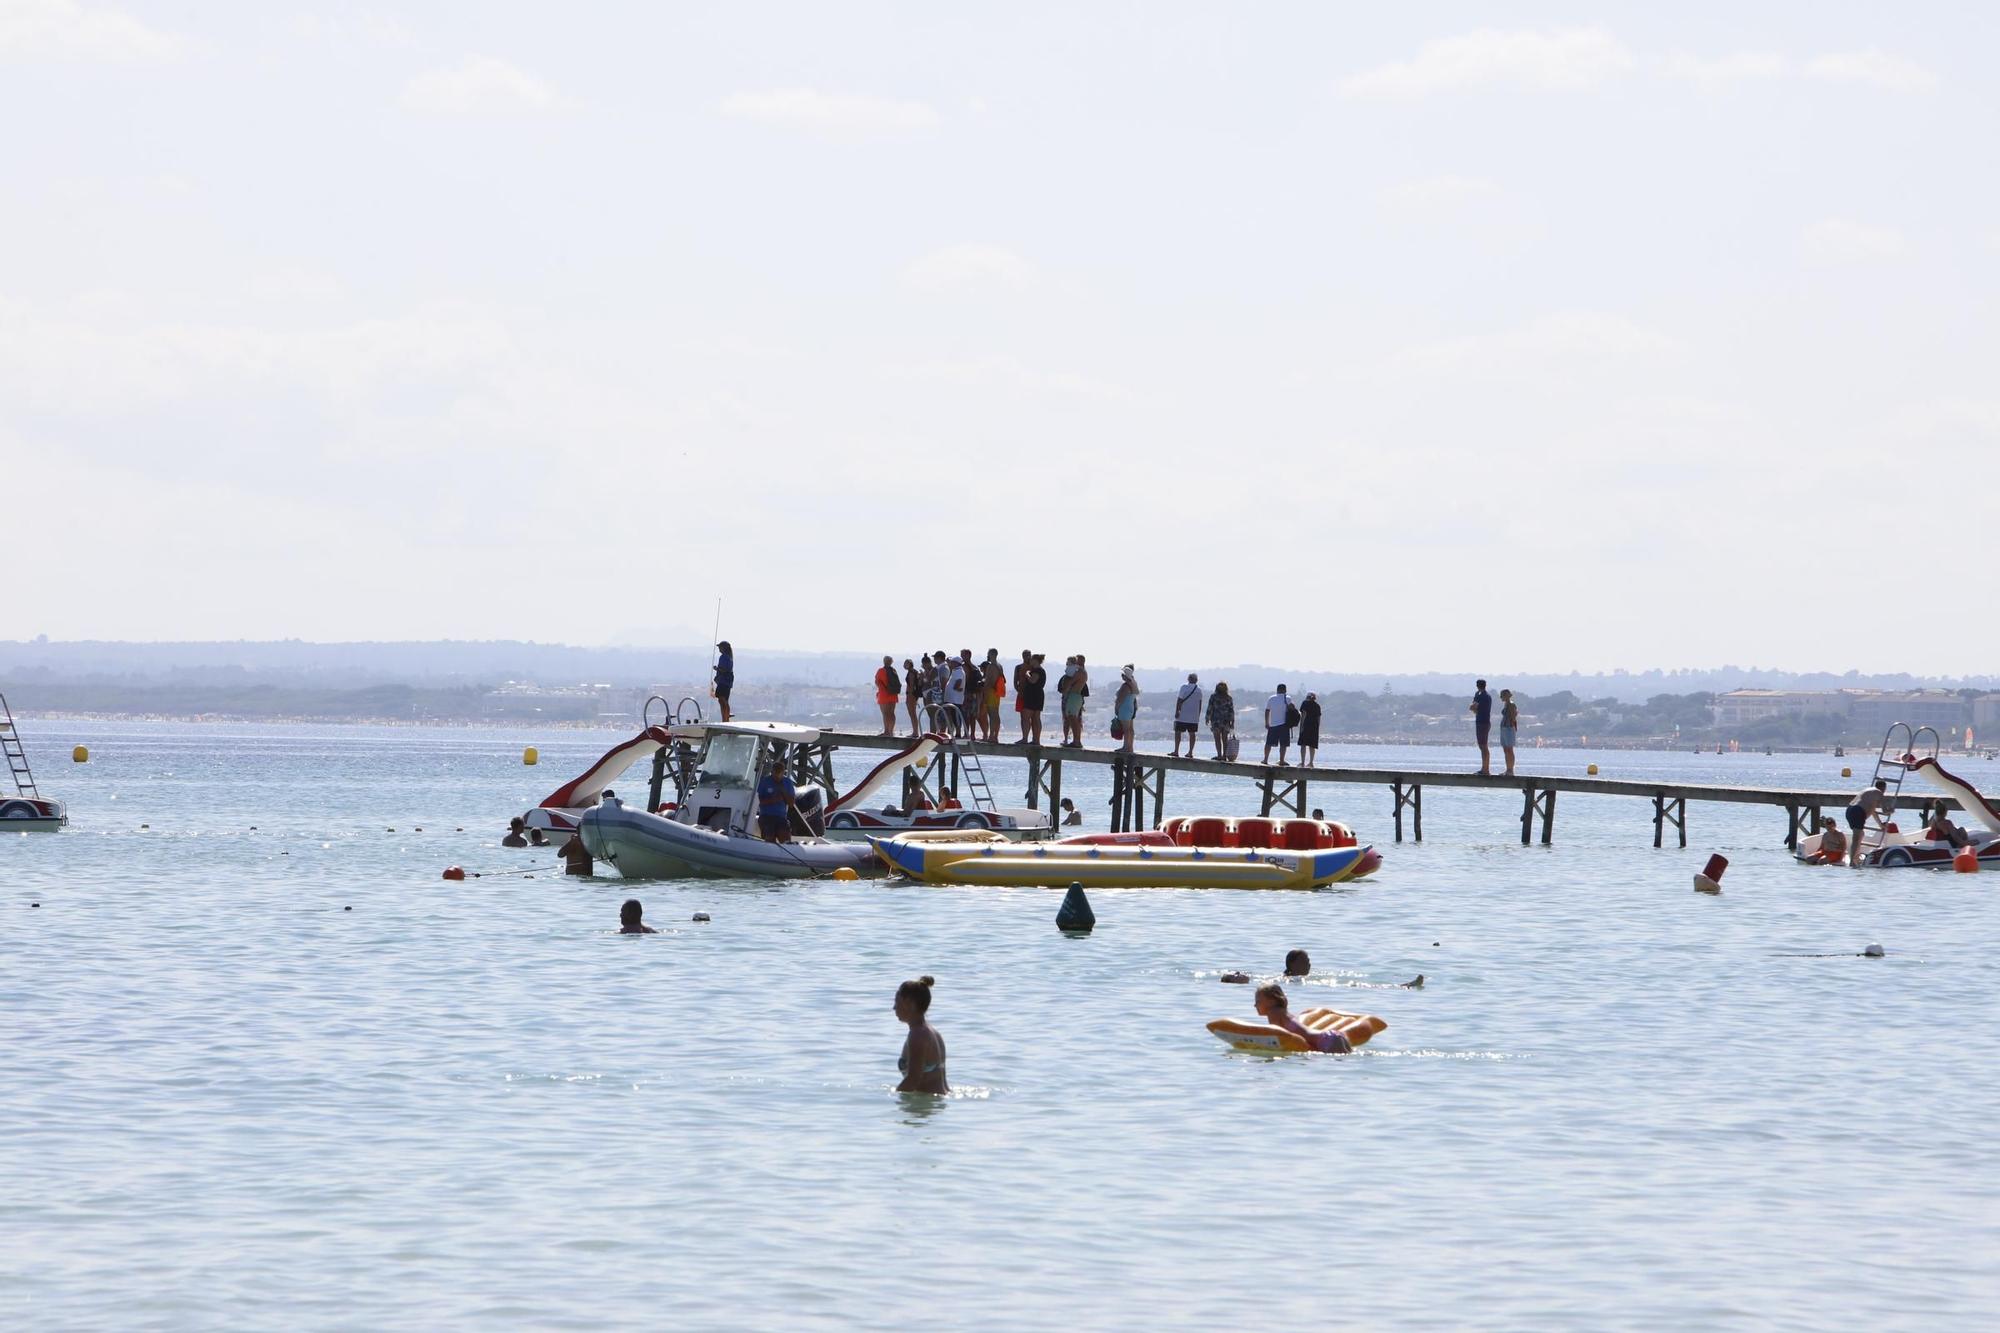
[
  {"xmin": 1794, "ymin": 723, "xmax": 2000, "ymax": 869},
  {"xmin": 1, "ymin": 693, "xmax": 66, "ymax": 832},
  {"xmin": 872, "ymin": 815, "xmax": 1381, "ymax": 890},
  {"xmin": 573, "ymin": 719, "xmax": 957, "ymax": 880}
]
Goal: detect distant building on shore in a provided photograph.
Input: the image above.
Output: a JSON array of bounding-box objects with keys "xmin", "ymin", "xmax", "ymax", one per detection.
[{"xmin": 1710, "ymin": 688, "xmax": 1970, "ymax": 733}]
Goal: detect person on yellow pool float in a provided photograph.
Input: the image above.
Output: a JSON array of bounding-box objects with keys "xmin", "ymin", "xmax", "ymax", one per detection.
[{"xmin": 1254, "ymin": 983, "xmax": 1352, "ymax": 1054}]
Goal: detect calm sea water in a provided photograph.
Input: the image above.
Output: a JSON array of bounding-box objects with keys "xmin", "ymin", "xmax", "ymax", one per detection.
[{"xmin": 3, "ymin": 720, "xmax": 1995, "ymax": 1329}]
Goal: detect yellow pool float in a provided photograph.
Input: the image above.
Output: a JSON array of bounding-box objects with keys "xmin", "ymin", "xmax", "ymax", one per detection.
[
  {"xmin": 1207, "ymin": 1007, "xmax": 1386, "ymax": 1053},
  {"xmin": 871, "ymin": 831, "xmax": 1374, "ymax": 890}
]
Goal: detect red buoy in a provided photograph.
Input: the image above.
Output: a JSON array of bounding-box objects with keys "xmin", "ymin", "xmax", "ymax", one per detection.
[
  {"xmin": 442, "ymin": 866, "xmax": 466, "ymax": 881},
  {"xmin": 1955, "ymin": 847, "xmax": 1980, "ymax": 874},
  {"xmin": 1695, "ymin": 853, "xmax": 1727, "ymax": 894}
]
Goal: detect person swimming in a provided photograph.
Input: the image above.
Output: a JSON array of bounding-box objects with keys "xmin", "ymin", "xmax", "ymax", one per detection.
[
  {"xmin": 1224, "ymin": 952, "xmax": 1421, "ymax": 988},
  {"xmin": 502, "ymin": 816, "xmax": 528, "ymax": 848},
  {"xmin": 1253, "ymin": 982, "xmax": 1351, "ymax": 1054},
  {"xmin": 894, "ymin": 975, "xmax": 948, "ymax": 1094},
  {"xmin": 618, "ymin": 899, "xmax": 656, "ymax": 934}
]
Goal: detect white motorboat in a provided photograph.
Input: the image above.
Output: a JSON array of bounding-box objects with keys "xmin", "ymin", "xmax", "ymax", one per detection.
[
  {"xmin": 572, "ymin": 720, "xmax": 944, "ymax": 880},
  {"xmin": 1, "ymin": 693, "xmax": 66, "ymax": 832}
]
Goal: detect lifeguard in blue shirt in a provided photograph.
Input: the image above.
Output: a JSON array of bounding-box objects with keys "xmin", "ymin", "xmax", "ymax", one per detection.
[{"xmin": 756, "ymin": 759, "xmax": 799, "ymax": 843}]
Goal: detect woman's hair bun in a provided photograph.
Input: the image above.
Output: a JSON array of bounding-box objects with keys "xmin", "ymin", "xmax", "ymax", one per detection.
[{"xmin": 918, "ymin": 975, "xmax": 935, "ymax": 987}]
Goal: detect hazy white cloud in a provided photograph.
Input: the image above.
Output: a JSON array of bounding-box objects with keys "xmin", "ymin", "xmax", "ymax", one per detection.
[
  {"xmin": 1661, "ymin": 51, "xmax": 1790, "ymax": 85},
  {"xmin": 249, "ymin": 267, "xmax": 346, "ymax": 304},
  {"xmin": 900, "ymin": 243, "xmax": 1037, "ymax": 294},
  {"xmin": 0, "ymin": 0, "xmax": 186, "ymax": 62},
  {"xmin": 718, "ymin": 87, "xmax": 940, "ymax": 139},
  {"xmin": 1806, "ymin": 50, "xmax": 1938, "ymax": 93},
  {"xmin": 292, "ymin": 11, "xmax": 418, "ymax": 51},
  {"xmin": 1803, "ymin": 218, "xmax": 1906, "ymax": 264},
  {"xmin": 878, "ymin": 354, "xmax": 1138, "ymax": 405},
  {"xmin": 0, "ymin": 294, "xmax": 515, "ymax": 413},
  {"xmin": 400, "ymin": 55, "xmax": 558, "ymax": 115},
  {"xmin": 1375, "ymin": 174, "xmax": 1498, "ymax": 215},
  {"xmin": 1371, "ymin": 310, "xmax": 1681, "ymax": 382},
  {"xmin": 1339, "ymin": 28, "xmax": 1634, "ymax": 99}
]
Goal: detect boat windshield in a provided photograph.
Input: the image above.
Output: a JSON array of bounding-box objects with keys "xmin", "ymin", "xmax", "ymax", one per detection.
[{"xmin": 696, "ymin": 733, "xmax": 761, "ymax": 788}]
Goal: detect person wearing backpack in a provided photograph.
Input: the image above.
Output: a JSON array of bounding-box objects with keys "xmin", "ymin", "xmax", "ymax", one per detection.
[
  {"xmin": 1263, "ymin": 683, "xmax": 1294, "ymax": 766},
  {"xmin": 874, "ymin": 655, "xmax": 901, "ymax": 737},
  {"xmin": 1171, "ymin": 673, "xmax": 1204, "ymax": 758}
]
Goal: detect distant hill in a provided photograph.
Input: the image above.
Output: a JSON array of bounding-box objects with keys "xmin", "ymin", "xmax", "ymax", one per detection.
[{"xmin": 0, "ymin": 639, "xmax": 1991, "ymax": 703}]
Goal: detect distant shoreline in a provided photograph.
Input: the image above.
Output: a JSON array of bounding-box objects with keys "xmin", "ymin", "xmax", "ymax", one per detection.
[{"xmin": 15, "ymin": 710, "xmax": 1854, "ymax": 755}]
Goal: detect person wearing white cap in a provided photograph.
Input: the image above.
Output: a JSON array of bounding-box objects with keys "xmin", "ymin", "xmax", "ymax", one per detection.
[{"xmin": 1113, "ymin": 665, "xmax": 1140, "ymax": 753}]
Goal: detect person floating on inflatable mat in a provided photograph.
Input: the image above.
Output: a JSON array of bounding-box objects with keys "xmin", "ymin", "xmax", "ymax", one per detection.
[{"xmin": 1254, "ymin": 983, "xmax": 1351, "ymax": 1054}]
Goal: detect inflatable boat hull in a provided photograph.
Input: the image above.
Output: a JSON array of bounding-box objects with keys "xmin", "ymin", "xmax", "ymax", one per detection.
[
  {"xmin": 872, "ymin": 832, "xmax": 1373, "ymax": 889},
  {"xmin": 579, "ymin": 803, "xmax": 880, "ymax": 881}
]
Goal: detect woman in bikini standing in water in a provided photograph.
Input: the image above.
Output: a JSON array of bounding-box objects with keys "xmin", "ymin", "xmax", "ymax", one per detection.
[{"xmin": 894, "ymin": 975, "xmax": 948, "ymax": 1094}]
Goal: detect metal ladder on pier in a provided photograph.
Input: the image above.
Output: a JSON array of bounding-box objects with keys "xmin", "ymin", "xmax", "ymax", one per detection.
[
  {"xmin": 956, "ymin": 745, "xmax": 996, "ymax": 813},
  {"xmin": 1, "ymin": 693, "xmax": 41, "ymax": 799},
  {"xmin": 1861, "ymin": 723, "xmax": 1938, "ymax": 857}
]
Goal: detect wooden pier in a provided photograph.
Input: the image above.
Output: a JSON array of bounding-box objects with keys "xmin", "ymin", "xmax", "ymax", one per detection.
[{"xmin": 797, "ymin": 732, "xmax": 1982, "ymax": 850}]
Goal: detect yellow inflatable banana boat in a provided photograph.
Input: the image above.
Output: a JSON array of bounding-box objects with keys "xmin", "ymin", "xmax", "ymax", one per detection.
[
  {"xmin": 870, "ymin": 831, "xmax": 1374, "ymax": 890},
  {"xmin": 1207, "ymin": 1008, "xmax": 1387, "ymax": 1053}
]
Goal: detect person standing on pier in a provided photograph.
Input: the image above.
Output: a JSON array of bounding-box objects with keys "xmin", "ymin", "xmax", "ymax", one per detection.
[
  {"xmin": 1498, "ymin": 689, "xmax": 1519, "ymax": 776},
  {"xmin": 1114, "ymin": 666, "xmax": 1140, "ymax": 753},
  {"xmin": 1017, "ymin": 652, "xmax": 1047, "ymax": 746},
  {"xmin": 943, "ymin": 652, "xmax": 969, "ymax": 737},
  {"xmin": 1171, "ymin": 674, "xmax": 1203, "ymax": 758},
  {"xmin": 1208, "ymin": 682, "xmax": 1235, "ymax": 760},
  {"xmin": 712, "ymin": 641, "xmax": 735, "ymax": 722},
  {"xmin": 1470, "ymin": 679, "xmax": 1493, "ymax": 775},
  {"xmin": 903, "ymin": 658, "xmax": 923, "ymax": 735},
  {"xmin": 1060, "ymin": 656, "xmax": 1089, "ymax": 748},
  {"xmin": 982, "ymin": 649, "xmax": 1005, "ymax": 743},
  {"xmin": 874, "ymin": 656, "xmax": 901, "ymax": 736},
  {"xmin": 1263, "ymin": 683, "xmax": 1293, "ymax": 766},
  {"xmin": 1298, "ymin": 691, "xmax": 1322, "ymax": 768}
]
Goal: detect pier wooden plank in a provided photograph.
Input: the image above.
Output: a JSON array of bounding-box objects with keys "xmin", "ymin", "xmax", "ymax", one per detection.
[{"xmin": 813, "ymin": 731, "xmax": 1983, "ymax": 827}]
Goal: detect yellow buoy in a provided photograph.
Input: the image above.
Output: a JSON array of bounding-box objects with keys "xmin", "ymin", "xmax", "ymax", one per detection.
[
  {"xmin": 832, "ymin": 866, "xmax": 859, "ymax": 881},
  {"xmin": 73, "ymin": 745, "xmax": 89, "ymax": 763},
  {"xmin": 1586, "ymin": 763, "xmax": 1599, "ymax": 776},
  {"xmin": 523, "ymin": 746, "xmax": 539, "ymax": 766},
  {"xmin": 1841, "ymin": 766, "xmax": 1852, "ymax": 778}
]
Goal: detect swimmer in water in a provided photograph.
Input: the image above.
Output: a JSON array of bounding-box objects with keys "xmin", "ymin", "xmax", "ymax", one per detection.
[
  {"xmin": 894, "ymin": 975, "xmax": 948, "ymax": 1094},
  {"xmin": 618, "ymin": 899, "xmax": 656, "ymax": 934},
  {"xmin": 1285, "ymin": 948, "xmax": 1311, "ymax": 977},
  {"xmin": 502, "ymin": 816, "xmax": 528, "ymax": 848},
  {"xmin": 1254, "ymin": 983, "xmax": 1351, "ymax": 1053}
]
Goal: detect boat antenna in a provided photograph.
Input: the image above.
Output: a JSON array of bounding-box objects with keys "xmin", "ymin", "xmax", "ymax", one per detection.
[{"xmin": 712, "ymin": 597, "xmax": 723, "ymax": 646}]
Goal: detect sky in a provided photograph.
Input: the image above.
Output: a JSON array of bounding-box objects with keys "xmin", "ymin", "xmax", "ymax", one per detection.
[{"xmin": 4, "ymin": 2, "xmax": 1996, "ymax": 675}]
